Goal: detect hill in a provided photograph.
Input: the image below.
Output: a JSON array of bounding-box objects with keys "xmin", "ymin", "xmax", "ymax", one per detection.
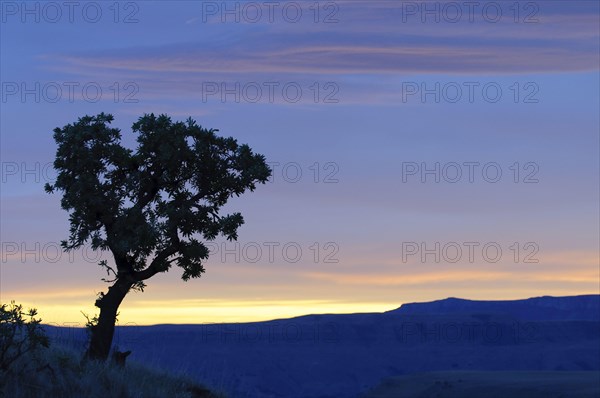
[
  {"xmin": 0, "ymin": 343, "xmax": 223, "ymax": 398},
  {"xmin": 44, "ymin": 294, "xmax": 600, "ymax": 397},
  {"xmin": 390, "ymin": 295, "xmax": 600, "ymax": 321},
  {"xmin": 362, "ymin": 371, "xmax": 600, "ymax": 398}
]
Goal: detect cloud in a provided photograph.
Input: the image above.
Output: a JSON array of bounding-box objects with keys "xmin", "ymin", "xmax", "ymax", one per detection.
[
  {"xmin": 36, "ymin": 1, "xmax": 597, "ymax": 107},
  {"xmin": 44, "ymin": 1, "xmax": 598, "ymax": 87},
  {"xmin": 56, "ymin": 37, "xmax": 598, "ymax": 76},
  {"xmin": 306, "ymin": 268, "xmax": 599, "ymax": 287}
]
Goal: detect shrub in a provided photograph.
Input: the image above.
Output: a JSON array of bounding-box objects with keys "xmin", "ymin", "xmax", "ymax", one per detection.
[{"xmin": 0, "ymin": 301, "xmax": 50, "ymax": 374}]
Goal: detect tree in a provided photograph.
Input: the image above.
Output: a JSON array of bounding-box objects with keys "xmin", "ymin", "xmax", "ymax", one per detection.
[{"xmin": 45, "ymin": 113, "xmax": 271, "ymax": 361}]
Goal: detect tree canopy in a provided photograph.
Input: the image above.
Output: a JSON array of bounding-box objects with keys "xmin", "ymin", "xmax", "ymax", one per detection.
[{"xmin": 46, "ymin": 112, "xmax": 271, "ymax": 289}]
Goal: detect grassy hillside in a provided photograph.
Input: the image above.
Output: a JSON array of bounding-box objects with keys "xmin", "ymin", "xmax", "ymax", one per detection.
[
  {"xmin": 0, "ymin": 344, "xmax": 224, "ymax": 398},
  {"xmin": 362, "ymin": 371, "xmax": 600, "ymax": 398}
]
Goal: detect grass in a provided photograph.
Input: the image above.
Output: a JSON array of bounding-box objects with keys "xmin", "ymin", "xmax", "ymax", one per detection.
[
  {"xmin": 0, "ymin": 343, "xmax": 225, "ymax": 398},
  {"xmin": 362, "ymin": 370, "xmax": 600, "ymax": 398}
]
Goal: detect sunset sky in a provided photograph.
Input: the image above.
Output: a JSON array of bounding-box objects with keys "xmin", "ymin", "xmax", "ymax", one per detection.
[{"xmin": 1, "ymin": 0, "xmax": 598, "ymax": 326}]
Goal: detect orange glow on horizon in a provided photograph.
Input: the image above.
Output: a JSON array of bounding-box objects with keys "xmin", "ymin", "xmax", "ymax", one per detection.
[
  {"xmin": 3, "ymin": 250, "xmax": 597, "ymax": 326},
  {"xmin": 5, "ymin": 298, "xmax": 398, "ymax": 326}
]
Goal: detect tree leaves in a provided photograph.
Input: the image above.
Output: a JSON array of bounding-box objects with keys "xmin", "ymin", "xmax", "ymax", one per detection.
[{"xmin": 47, "ymin": 113, "xmax": 271, "ymax": 283}]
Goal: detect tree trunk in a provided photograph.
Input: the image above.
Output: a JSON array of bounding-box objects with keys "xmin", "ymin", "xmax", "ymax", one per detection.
[{"xmin": 85, "ymin": 278, "xmax": 133, "ymax": 361}]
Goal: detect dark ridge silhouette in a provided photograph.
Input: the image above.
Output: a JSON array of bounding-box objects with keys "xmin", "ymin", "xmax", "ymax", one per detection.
[{"xmin": 389, "ymin": 295, "xmax": 600, "ymax": 321}]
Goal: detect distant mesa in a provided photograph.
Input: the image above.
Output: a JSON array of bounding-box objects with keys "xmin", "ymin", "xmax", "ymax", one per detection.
[{"xmin": 388, "ymin": 294, "xmax": 600, "ymax": 321}]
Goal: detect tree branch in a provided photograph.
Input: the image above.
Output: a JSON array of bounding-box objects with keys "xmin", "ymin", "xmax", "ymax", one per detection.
[{"xmin": 131, "ymin": 245, "xmax": 178, "ymax": 282}]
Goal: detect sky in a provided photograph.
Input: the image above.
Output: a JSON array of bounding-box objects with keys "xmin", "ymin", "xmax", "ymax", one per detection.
[{"xmin": 0, "ymin": 0, "xmax": 599, "ymax": 326}]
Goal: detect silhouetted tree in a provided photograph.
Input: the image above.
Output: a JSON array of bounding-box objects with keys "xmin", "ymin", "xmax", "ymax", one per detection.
[{"xmin": 46, "ymin": 113, "xmax": 271, "ymax": 361}]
